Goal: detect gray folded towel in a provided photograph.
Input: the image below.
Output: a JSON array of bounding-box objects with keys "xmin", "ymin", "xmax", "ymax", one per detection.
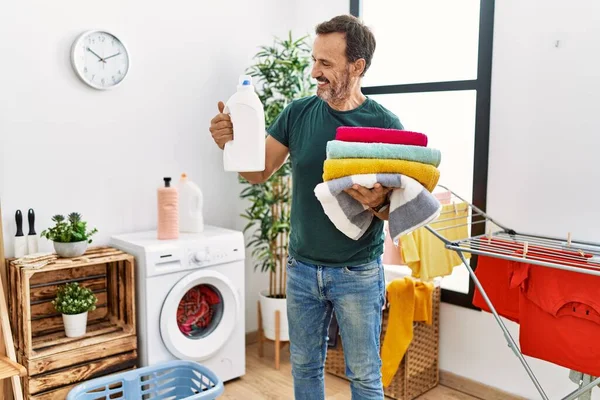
[{"xmin": 314, "ymin": 173, "xmax": 441, "ymax": 243}]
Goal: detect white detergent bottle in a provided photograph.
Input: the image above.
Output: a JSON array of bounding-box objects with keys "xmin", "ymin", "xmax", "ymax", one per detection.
[
  {"xmin": 178, "ymin": 173, "xmax": 204, "ymax": 233},
  {"xmin": 223, "ymin": 75, "xmax": 266, "ymax": 172}
]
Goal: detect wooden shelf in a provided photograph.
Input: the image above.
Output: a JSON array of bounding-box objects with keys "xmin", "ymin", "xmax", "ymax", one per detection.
[
  {"xmin": 0, "ymin": 355, "xmax": 26, "ymax": 380},
  {"xmin": 33, "ymin": 320, "xmax": 122, "ymax": 350},
  {"xmin": 31, "ymin": 320, "xmax": 133, "ymax": 358},
  {"xmin": 7, "ymin": 249, "xmax": 136, "ymax": 360},
  {"xmin": 6, "ymin": 247, "xmax": 137, "ymax": 398}
]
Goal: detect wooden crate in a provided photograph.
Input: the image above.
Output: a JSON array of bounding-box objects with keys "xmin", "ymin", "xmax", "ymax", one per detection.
[{"xmin": 6, "ymin": 246, "xmax": 138, "ymax": 398}]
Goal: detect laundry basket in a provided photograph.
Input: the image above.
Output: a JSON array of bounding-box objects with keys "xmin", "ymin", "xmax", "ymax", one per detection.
[
  {"xmin": 66, "ymin": 360, "xmax": 224, "ymax": 400},
  {"xmin": 325, "ymin": 285, "xmax": 441, "ymax": 400}
]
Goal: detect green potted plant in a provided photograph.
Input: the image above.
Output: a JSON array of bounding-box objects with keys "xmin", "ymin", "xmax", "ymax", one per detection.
[
  {"xmin": 240, "ymin": 31, "xmax": 315, "ymax": 342},
  {"xmin": 52, "ymin": 282, "xmax": 98, "ymax": 337},
  {"xmin": 40, "ymin": 212, "xmax": 98, "ymax": 258}
]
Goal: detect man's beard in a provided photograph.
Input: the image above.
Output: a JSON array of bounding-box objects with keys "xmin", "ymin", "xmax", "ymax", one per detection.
[{"xmin": 316, "ymin": 70, "xmax": 351, "ymax": 104}]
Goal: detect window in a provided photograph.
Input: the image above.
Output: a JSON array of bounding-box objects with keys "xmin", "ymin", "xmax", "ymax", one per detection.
[
  {"xmin": 361, "ymin": 1, "xmax": 481, "ymax": 87},
  {"xmin": 352, "ymin": 0, "xmax": 495, "ymax": 308}
]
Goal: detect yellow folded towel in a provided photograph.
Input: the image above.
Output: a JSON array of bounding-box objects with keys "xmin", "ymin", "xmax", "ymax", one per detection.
[
  {"xmin": 322, "ymin": 159, "xmax": 440, "ymax": 192},
  {"xmin": 381, "ymin": 276, "xmax": 434, "ymax": 387}
]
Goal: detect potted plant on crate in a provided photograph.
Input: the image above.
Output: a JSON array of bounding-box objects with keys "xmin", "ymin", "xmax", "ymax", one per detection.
[
  {"xmin": 40, "ymin": 212, "xmax": 98, "ymax": 257},
  {"xmin": 240, "ymin": 32, "xmax": 315, "ymax": 343},
  {"xmin": 52, "ymin": 282, "xmax": 98, "ymax": 337}
]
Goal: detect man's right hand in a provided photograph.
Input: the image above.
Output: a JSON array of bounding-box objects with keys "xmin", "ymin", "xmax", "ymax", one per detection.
[
  {"xmin": 210, "ymin": 100, "xmax": 290, "ymax": 185},
  {"xmin": 209, "ymin": 101, "xmax": 233, "ymax": 150}
]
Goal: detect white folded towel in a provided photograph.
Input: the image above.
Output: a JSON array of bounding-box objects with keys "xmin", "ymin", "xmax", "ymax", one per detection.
[{"xmin": 314, "ymin": 173, "xmax": 441, "ymax": 243}]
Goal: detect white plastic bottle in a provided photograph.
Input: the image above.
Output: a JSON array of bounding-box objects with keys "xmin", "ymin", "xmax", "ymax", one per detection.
[
  {"xmin": 223, "ymin": 75, "xmax": 266, "ymax": 172},
  {"xmin": 178, "ymin": 173, "xmax": 204, "ymax": 233}
]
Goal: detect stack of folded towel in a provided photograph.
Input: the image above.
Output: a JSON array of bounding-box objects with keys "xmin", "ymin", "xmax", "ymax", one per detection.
[{"xmin": 314, "ymin": 126, "xmax": 442, "ymax": 243}]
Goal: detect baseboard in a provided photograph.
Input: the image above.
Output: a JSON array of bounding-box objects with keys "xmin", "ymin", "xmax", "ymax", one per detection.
[
  {"xmin": 440, "ymin": 370, "xmax": 528, "ymax": 400},
  {"xmin": 246, "ymin": 330, "xmax": 259, "ymax": 345}
]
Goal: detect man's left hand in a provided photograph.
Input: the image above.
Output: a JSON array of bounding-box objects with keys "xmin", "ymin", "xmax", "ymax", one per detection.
[{"xmin": 344, "ymin": 183, "xmax": 391, "ymax": 209}]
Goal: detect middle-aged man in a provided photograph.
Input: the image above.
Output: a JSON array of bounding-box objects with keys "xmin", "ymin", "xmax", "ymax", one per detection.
[{"xmin": 210, "ymin": 14, "xmax": 404, "ymax": 400}]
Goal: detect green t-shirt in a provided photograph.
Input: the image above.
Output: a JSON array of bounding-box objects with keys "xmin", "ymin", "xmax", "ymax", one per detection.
[{"xmin": 267, "ymin": 95, "xmax": 403, "ymax": 267}]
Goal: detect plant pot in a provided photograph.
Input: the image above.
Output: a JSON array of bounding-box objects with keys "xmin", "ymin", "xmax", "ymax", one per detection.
[
  {"xmin": 62, "ymin": 311, "xmax": 88, "ymax": 337},
  {"xmin": 53, "ymin": 240, "xmax": 88, "ymax": 258},
  {"xmin": 259, "ymin": 290, "xmax": 289, "ymax": 341}
]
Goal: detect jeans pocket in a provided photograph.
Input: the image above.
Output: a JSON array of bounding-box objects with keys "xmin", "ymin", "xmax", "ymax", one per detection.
[{"xmin": 343, "ymin": 259, "xmax": 381, "ymax": 277}]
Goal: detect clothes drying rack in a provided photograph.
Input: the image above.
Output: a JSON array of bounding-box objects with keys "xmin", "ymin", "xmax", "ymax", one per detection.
[{"xmin": 424, "ymin": 185, "xmax": 600, "ymax": 400}]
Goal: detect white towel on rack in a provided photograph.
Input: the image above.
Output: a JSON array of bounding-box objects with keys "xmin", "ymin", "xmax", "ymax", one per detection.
[{"xmin": 314, "ymin": 173, "xmax": 441, "ymax": 242}]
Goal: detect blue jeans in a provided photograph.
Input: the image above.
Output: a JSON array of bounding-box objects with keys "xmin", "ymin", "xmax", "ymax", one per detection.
[{"xmin": 286, "ymin": 255, "xmax": 386, "ymax": 400}]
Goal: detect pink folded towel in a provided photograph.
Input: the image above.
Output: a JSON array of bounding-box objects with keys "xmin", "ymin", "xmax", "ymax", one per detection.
[{"xmin": 336, "ymin": 126, "xmax": 428, "ymax": 147}]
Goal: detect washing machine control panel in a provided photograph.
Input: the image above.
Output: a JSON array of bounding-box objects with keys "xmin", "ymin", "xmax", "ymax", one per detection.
[
  {"xmin": 191, "ymin": 249, "xmax": 211, "ymax": 263},
  {"xmin": 188, "ymin": 243, "xmax": 243, "ymax": 268},
  {"xmin": 111, "ymin": 228, "xmax": 245, "ymax": 278}
]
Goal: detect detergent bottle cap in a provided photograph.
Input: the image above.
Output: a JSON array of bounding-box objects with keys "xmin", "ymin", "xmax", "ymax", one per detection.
[{"xmin": 238, "ymin": 75, "xmax": 253, "ymax": 88}]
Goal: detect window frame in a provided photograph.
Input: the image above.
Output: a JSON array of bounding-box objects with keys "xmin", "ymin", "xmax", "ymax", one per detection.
[{"xmin": 350, "ymin": 0, "xmax": 495, "ymax": 309}]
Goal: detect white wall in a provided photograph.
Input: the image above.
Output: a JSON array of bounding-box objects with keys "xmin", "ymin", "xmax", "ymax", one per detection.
[
  {"xmin": 0, "ymin": 0, "xmax": 352, "ymax": 336},
  {"xmin": 0, "ymin": 0, "xmax": 293, "ymax": 335},
  {"xmin": 440, "ymin": 0, "xmax": 600, "ymax": 398}
]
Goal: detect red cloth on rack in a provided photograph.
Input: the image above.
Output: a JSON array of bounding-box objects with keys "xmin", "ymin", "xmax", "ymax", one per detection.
[
  {"xmin": 504, "ymin": 245, "xmax": 600, "ymax": 376},
  {"xmin": 519, "ymin": 290, "xmax": 600, "ymax": 377},
  {"xmin": 471, "ymin": 238, "xmax": 525, "ymax": 322},
  {"xmin": 471, "ymin": 238, "xmax": 596, "ymax": 324},
  {"xmin": 335, "ymin": 126, "xmax": 428, "ymax": 146},
  {"xmin": 509, "ymin": 248, "xmax": 595, "ymax": 311},
  {"xmin": 472, "ymin": 255, "xmax": 520, "ymax": 323}
]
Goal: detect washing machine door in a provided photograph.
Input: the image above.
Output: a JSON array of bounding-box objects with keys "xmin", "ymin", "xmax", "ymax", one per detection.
[{"xmin": 160, "ymin": 269, "xmax": 240, "ymax": 361}]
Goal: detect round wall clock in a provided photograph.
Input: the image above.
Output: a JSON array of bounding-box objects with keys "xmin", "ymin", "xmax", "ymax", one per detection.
[{"xmin": 70, "ymin": 30, "xmax": 130, "ymax": 90}]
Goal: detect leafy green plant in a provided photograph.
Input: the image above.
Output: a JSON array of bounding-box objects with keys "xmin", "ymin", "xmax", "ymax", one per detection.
[
  {"xmin": 40, "ymin": 212, "xmax": 98, "ymax": 243},
  {"xmin": 52, "ymin": 282, "xmax": 98, "ymax": 315},
  {"xmin": 240, "ymin": 31, "xmax": 316, "ymax": 298}
]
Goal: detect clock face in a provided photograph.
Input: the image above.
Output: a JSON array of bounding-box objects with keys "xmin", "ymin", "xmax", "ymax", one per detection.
[{"xmin": 71, "ymin": 31, "xmax": 130, "ymax": 90}]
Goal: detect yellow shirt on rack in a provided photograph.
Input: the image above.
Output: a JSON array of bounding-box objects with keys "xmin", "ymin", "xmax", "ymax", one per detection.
[{"xmin": 400, "ymin": 202, "xmax": 471, "ymax": 281}]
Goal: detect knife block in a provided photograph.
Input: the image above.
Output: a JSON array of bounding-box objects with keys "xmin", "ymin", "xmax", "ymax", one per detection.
[{"xmin": 13, "ymin": 211, "xmax": 27, "ymax": 259}]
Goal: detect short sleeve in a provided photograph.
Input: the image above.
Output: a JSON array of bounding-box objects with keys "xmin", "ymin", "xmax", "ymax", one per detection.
[
  {"xmin": 267, "ymin": 103, "xmax": 293, "ymax": 148},
  {"xmin": 388, "ymin": 114, "xmax": 404, "ymax": 130},
  {"xmin": 399, "ymin": 232, "xmax": 420, "ymax": 264}
]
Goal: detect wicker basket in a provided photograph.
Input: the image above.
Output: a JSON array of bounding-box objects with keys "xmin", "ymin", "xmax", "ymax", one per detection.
[{"xmin": 325, "ymin": 285, "xmax": 440, "ymax": 399}]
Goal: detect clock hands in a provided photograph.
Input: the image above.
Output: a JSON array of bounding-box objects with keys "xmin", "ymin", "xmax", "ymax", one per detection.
[
  {"xmin": 103, "ymin": 52, "xmax": 121, "ymax": 61},
  {"xmin": 86, "ymin": 47, "xmax": 106, "ymax": 63}
]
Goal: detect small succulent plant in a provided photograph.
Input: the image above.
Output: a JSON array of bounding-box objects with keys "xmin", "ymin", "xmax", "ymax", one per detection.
[{"xmin": 40, "ymin": 212, "xmax": 98, "ymax": 243}]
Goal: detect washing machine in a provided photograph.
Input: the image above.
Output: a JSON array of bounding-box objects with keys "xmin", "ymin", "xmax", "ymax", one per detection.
[{"xmin": 110, "ymin": 225, "xmax": 245, "ymax": 383}]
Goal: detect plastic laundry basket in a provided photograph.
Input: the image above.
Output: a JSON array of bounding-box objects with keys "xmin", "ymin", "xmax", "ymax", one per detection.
[{"xmin": 66, "ymin": 360, "xmax": 224, "ymax": 400}]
